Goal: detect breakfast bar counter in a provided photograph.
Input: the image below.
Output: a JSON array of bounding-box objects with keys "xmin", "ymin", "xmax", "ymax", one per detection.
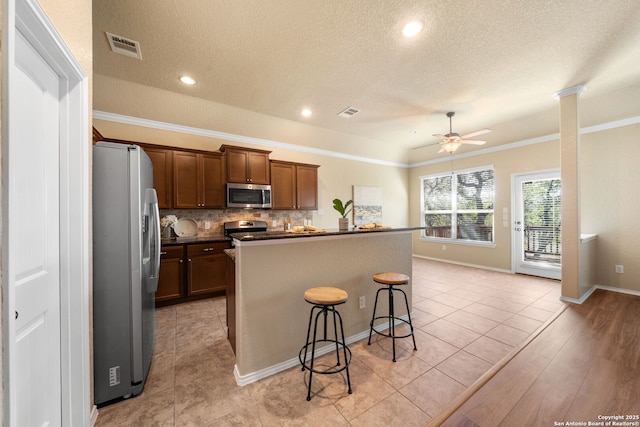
[{"xmin": 230, "ymin": 227, "xmax": 420, "ymax": 385}]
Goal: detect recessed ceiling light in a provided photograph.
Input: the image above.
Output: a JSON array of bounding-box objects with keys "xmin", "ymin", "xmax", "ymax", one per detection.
[
  {"xmin": 180, "ymin": 75, "xmax": 196, "ymax": 85},
  {"xmin": 301, "ymin": 108, "xmax": 312, "ymax": 117},
  {"xmin": 402, "ymin": 21, "xmax": 423, "ymax": 37}
]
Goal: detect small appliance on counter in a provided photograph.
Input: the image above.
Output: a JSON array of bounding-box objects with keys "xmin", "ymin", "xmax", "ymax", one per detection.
[{"xmin": 224, "ymin": 220, "xmax": 268, "ymax": 243}]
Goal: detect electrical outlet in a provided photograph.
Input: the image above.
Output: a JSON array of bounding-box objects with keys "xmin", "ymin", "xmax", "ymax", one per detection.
[
  {"xmin": 359, "ymin": 295, "xmax": 365, "ymax": 309},
  {"xmin": 204, "ymin": 221, "xmax": 211, "ymax": 230},
  {"xmin": 615, "ymin": 265, "xmax": 624, "ymax": 274},
  {"xmin": 442, "ymin": 244, "xmax": 447, "ymax": 251}
]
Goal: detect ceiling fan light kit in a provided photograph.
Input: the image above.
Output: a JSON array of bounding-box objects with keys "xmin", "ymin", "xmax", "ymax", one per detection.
[{"xmin": 414, "ymin": 111, "xmax": 491, "ymax": 154}]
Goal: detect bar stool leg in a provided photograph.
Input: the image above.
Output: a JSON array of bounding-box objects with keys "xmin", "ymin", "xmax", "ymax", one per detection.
[
  {"xmin": 388, "ymin": 286, "xmax": 397, "ymax": 362},
  {"xmin": 399, "ymin": 288, "xmax": 417, "ymax": 351},
  {"xmin": 301, "ymin": 305, "xmax": 318, "ymax": 372},
  {"xmin": 306, "ymin": 307, "xmax": 323, "ymax": 401},
  {"xmin": 332, "ymin": 307, "xmax": 341, "ymax": 366},
  {"xmin": 335, "ymin": 309, "xmax": 352, "ymax": 394},
  {"xmin": 367, "ymin": 288, "xmax": 384, "ymax": 345}
]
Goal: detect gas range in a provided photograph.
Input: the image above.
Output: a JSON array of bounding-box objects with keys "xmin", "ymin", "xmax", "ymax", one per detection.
[{"xmin": 223, "ymin": 220, "xmax": 268, "ymax": 237}]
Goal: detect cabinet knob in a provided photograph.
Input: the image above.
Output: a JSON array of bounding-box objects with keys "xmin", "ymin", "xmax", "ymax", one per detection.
[
  {"xmin": 179, "ymin": 259, "xmax": 183, "ymax": 263},
  {"xmin": 160, "ymin": 251, "xmax": 167, "ymax": 255}
]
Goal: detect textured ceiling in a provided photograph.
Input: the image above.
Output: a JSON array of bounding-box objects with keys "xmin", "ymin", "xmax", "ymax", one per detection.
[{"xmin": 93, "ymin": 0, "xmax": 640, "ymax": 163}]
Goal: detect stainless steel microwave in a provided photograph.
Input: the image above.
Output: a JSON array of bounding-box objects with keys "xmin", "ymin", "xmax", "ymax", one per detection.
[{"xmin": 226, "ymin": 183, "xmax": 272, "ymax": 209}]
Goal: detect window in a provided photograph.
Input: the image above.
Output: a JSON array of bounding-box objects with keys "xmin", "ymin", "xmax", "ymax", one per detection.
[{"xmin": 420, "ymin": 166, "xmax": 494, "ymax": 243}]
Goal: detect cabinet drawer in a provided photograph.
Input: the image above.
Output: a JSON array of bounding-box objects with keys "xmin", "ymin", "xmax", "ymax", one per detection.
[
  {"xmin": 161, "ymin": 245, "xmax": 184, "ymax": 259},
  {"xmin": 187, "ymin": 242, "xmax": 230, "ymax": 256}
]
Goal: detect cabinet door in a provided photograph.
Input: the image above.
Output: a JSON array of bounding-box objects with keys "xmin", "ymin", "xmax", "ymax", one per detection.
[
  {"xmin": 173, "ymin": 151, "xmax": 199, "ymax": 208},
  {"xmin": 144, "ymin": 147, "xmax": 173, "ymax": 209},
  {"xmin": 200, "ymin": 153, "xmax": 225, "ymax": 208},
  {"xmin": 296, "ymin": 165, "xmax": 319, "ymax": 210},
  {"xmin": 226, "ymin": 149, "xmax": 249, "ymax": 183},
  {"xmin": 188, "ymin": 253, "xmax": 227, "ymax": 295},
  {"xmin": 270, "ymin": 161, "xmax": 296, "ymax": 209},
  {"xmin": 156, "ymin": 257, "xmax": 183, "ymax": 301},
  {"xmin": 247, "ymin": 152, "xmax": 270, "ymax": 184},
  {"xmin": 156, "ymin": 245, "xmax": 184, "ymax": 302}
]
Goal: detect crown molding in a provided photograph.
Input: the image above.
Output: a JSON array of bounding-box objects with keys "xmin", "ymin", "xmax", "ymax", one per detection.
[
  {"xmin": 553, "ymin": 85, "xmax": 587, "ymax": 99},
  {"xmin": 92, "ymin": 110, "xmax": 409, "ymax": 168},
  {"xmin": 94, "ymin": 110, "xmax": 640, "ymax": 170}
]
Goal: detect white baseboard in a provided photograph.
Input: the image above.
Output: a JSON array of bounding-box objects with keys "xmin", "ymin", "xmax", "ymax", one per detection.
[
  {"xmin": 412, "ymin": 254, "xmax": 512, "ymax": 274},
  {"xmin": 560, "ymin": 284, "xmax": 640, "ymax": 305},
  {"xmin": 233, "ymin": 316, "xmax": 409, "ymax": 386},
  {"xmin": 90, "ymin": 405, "xmax": 99, "ymax": 426}
]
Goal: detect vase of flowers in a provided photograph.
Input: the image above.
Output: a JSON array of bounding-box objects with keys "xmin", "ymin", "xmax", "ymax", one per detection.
[
  {"xmin": 332, "ymin": 198, "xmax": 353, "ymax": 231},
  {"xmin": 160, "ymin": 215, "xmax": 178, "ymax": 239}
]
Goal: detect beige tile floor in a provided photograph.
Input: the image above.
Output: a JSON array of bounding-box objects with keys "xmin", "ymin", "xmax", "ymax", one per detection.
[{"xmin": 95, "ymin": 257, "xmax": 563, "ymax": 426}]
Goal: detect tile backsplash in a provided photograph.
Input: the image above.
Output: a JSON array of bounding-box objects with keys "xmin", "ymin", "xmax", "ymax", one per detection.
[{"xmin": 159, "ymin": 209, "xmax": 315, "ymax": 237}]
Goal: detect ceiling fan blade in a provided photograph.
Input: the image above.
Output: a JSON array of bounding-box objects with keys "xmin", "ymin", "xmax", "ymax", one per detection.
[
  {"xmin": 412, "ymin": 141, "xmax": 442, "ymax": 150},
  {"xmin": 461, "ymin": 140, "xmax": 486, "ymax": 145},
  {"xmin": 438, "ymin": 146, "xmax": 446, "ymax": 153},
  {"xmin": 432, "ymin": 133, "xmax": 446, "ymax": 138},
  {"xmin": 461, "ymin": 128, "xmax": 491, "ymax": 139}
]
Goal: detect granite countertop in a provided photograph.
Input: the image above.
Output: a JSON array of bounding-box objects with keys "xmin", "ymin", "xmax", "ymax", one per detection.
[
  {"xmin": 228, "ymin": 226, "xmax": 424, "ymax": 242},
  {"xmin": 223, "ymin": 248, "xmax": 236, "ymax": 260},
  {"xmin": 161, "ymin": 235, "xmax": 230, "ymax": 246}
]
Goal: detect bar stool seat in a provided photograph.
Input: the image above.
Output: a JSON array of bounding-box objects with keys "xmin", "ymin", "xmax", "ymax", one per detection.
[
  {"xmin": 299, "ymin": 287, "xmax": 352, "ymax": 401},
  {"xmin": 368, "ymin": 272, "xmax": 417, "ymax": 361}
]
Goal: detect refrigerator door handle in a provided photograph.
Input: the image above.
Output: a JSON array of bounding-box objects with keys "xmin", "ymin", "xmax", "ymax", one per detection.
[{"xmin": 145, "ymin": 188, "xmax": 161, "ymax": 293}]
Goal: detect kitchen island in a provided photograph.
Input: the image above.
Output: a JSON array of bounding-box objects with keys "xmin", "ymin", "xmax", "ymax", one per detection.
[{"xmin": 229, "ymin": 227, "xmax": 421, "ymax": 385}]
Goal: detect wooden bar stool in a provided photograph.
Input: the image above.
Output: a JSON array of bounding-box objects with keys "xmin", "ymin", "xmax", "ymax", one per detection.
[
  {"xmin": 299, "ymin": 287, "xmax": 353, "ymax": 401},
  {"xmin": 367, "ymin": 272, "xmax": 417, "ymax": 362}
]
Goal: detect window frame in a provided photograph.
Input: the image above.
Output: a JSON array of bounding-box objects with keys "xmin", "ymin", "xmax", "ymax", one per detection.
[{"xmin": 420, "ymin": 165, "xmax": 496, "ymax": 247}]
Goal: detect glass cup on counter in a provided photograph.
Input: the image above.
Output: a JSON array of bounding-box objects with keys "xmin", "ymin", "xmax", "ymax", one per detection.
[{"xmin": 283, "ymin": 217, "xmax": 292, "ymax": 231}]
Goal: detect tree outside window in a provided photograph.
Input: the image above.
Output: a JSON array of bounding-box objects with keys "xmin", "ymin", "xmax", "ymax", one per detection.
[{"xmin": 421, "ymin": 167, "xmax": 494, "ymax": 243}]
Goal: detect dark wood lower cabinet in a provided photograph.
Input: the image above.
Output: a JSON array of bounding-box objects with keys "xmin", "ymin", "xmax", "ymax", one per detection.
[
  {"xmin": 187, "ymin": 243, "xmax": 228, "ymax": 295},
  {"xmin": 156, "ymin": 241, "xmax": 230, "ymax": 306},
  {"xmin": 156, "ymin": 246, "xmax": 184, "ymax": 302}
]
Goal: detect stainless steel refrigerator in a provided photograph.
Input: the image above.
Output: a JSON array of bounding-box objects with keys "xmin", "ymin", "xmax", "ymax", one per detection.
[{"xmin": 92, "ymin": 142, "xmax": 161, "ymax": 405}]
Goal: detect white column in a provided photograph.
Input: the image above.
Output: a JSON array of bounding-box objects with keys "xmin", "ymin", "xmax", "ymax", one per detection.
[{"xmin": 554, "ymin": 85, "xmax": 586, "ymax": 300}]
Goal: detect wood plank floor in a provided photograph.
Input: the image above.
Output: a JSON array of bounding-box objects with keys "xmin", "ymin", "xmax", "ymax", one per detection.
[{"xmin": 435, "ymin": 289, "xmax": 640, "ymax": 426}]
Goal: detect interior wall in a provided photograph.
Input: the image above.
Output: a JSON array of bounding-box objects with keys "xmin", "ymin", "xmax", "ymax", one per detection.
[
  {"xmin": 409, "ymin": 140, "xmax": 560, "ymax": 271},
  {"xmin": 581, "ymin": 123, "xmax": 640, "ymax": 292}
]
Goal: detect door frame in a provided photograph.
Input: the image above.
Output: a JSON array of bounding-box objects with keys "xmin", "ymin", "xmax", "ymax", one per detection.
[
  {"xmin": 2, "ymin": 0, "xmax": 90, "ymax": 425},
  {"xmin": 511, "ymin": 168, "xmax": 562, "ymax": 280}
]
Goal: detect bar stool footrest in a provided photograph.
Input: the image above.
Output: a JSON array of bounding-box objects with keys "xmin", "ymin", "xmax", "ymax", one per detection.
[
  {"xmin": 369, "ymin": 316, "xmax": 415, "ymax": 340},
  {"xmin": 299, "ymin": 340, "xmax": 352, "ymax": 375}
]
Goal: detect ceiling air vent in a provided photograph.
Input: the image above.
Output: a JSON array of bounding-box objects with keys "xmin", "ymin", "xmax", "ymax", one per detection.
[
  {"xmin": 105, "ymin": 32, "xmax": 142, "ymax": 60},
  {"xmin": 338, "ymin": 107, "xmax": 361, "ymax": 118}
]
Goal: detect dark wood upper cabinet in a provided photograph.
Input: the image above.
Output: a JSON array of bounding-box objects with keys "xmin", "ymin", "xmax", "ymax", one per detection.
[
  {"xmin": 200, "ymin": 153, "xmax": 226, "ymax": 208},
  {"xmin": 270, "ymin": 160, "xmax": 319, "ymax": 210},
  {"xmin": 143, "ymin": 146, "xmax": 173, "ymax": 209},
  {"xmin": 173, "ymin": 151, "xmax": 199, "ymax": 208},
  {"xmin": 296, "ymin": 164, "xmax": 319, "ymax": 210},
  {"xmin": 220, "ymin": 145, "xmax": 271, "ymax": 184},
  {"xmin": 173, "ymin": 150, "xmax": 225, "ymax": 209}
]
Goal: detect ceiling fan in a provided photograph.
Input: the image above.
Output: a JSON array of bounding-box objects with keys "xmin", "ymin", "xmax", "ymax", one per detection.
[{"xmin": 414, "ymin": 112, "xmax": 491, "ymax": 154}]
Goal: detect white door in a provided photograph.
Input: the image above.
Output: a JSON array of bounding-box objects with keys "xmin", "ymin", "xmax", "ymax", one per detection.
[
  {"xmin": 9, "ymin": 28, "xmax": 62, "ymax": 426},
  {"xmin": 512, "ymin": 170, "xmax": 562, "ymax": 280}
]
